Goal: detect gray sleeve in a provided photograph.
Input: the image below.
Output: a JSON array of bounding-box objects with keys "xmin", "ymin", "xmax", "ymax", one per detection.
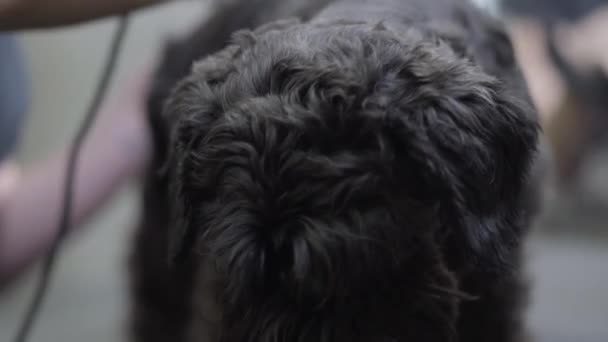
[{"xmin": 0, "ymin": 34, "xmax": 30, "ymax": 161}]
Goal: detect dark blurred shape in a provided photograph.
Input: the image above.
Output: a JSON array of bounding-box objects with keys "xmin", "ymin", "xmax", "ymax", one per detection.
[
  {"xmin": 502, "ymin": 0, "xmax": 608, "ymax": 23},
  {"xmin": 0, "ymin": 35, "xmax": 29, "ymax": 162}
]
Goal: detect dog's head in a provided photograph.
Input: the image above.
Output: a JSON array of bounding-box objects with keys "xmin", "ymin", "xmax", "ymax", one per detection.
[{"xmin": 161, "ymin": 20, "xmax": 539, "ymax": 341}]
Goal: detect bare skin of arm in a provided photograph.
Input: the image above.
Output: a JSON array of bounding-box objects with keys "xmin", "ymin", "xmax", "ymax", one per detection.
[
  {"xmin": 0, "ymin": 71, "xmax": 152, "ymax": 283},
  {"xmin": 0, "ymin": 0, "xmax": 166, "ymax": 30}
]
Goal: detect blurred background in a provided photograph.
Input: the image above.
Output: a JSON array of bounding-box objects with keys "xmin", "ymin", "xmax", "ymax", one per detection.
[{"xmin": 0, "ymin": 0, "xmax": 607, "ymax": 341}]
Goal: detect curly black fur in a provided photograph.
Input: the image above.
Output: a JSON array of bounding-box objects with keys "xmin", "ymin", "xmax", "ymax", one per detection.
[{"xmin": 130, "ymin": 1, "xmax": 543, "ymax": 341}]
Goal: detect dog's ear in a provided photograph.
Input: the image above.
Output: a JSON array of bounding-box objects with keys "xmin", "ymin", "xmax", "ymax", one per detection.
[
  {"xmin": 384, "ymin": 58, "xmax": 539, "ymax": 272},
  {"xmin": 163, "ymin": 28, "xmax": 277, "ymax": 264},
  {"xmin": 163, "ymin": 78, "xmax": 212, "ymax": 265},
  {"xmin": 427, "ymin": 9, "xmax": 541, "ymax": 272},
  {"xmin": 162, "ymin": 22, "xmax": 281, "ymax": 262},
  {"xmin": 162, "ymin": 67, "xmax": 233, "ymax": 265},
  {"xmin": 154, "ymin": 15, "xmax": 304, "ymax": 264},
  {"xmin": 438, "ymin": 88, "xmax": 538, "ymax": 273}
]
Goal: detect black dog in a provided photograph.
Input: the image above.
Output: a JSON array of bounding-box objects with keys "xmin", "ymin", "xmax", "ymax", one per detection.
[{"xmin": 130, "ymin": 1, "xmax": 542, "ymax": 341}]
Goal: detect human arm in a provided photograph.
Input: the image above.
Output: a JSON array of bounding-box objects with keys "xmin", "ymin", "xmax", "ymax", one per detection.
[
  {"xmin": 0, "ymin": 0, "xmax": 167, "ymax": 30},
  {"xmin": 0, "ymin": 72, "xmax": 152, "ymax": 283}
]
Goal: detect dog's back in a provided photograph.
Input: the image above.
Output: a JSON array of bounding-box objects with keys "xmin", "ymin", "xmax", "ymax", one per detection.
[{"xmin": 132, "ymin": 1, "xmax": 542, "ymax": 341}]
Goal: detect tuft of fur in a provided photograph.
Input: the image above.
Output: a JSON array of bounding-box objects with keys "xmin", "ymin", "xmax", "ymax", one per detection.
[{"xmin": 131, "ymin": 1, "xmax": 543, "ymax": 342}]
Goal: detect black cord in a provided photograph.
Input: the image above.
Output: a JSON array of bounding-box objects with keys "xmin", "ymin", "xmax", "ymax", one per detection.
[{"xmin": 13, "ymin": 15, "xmax": 130, "ymax": 342}]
